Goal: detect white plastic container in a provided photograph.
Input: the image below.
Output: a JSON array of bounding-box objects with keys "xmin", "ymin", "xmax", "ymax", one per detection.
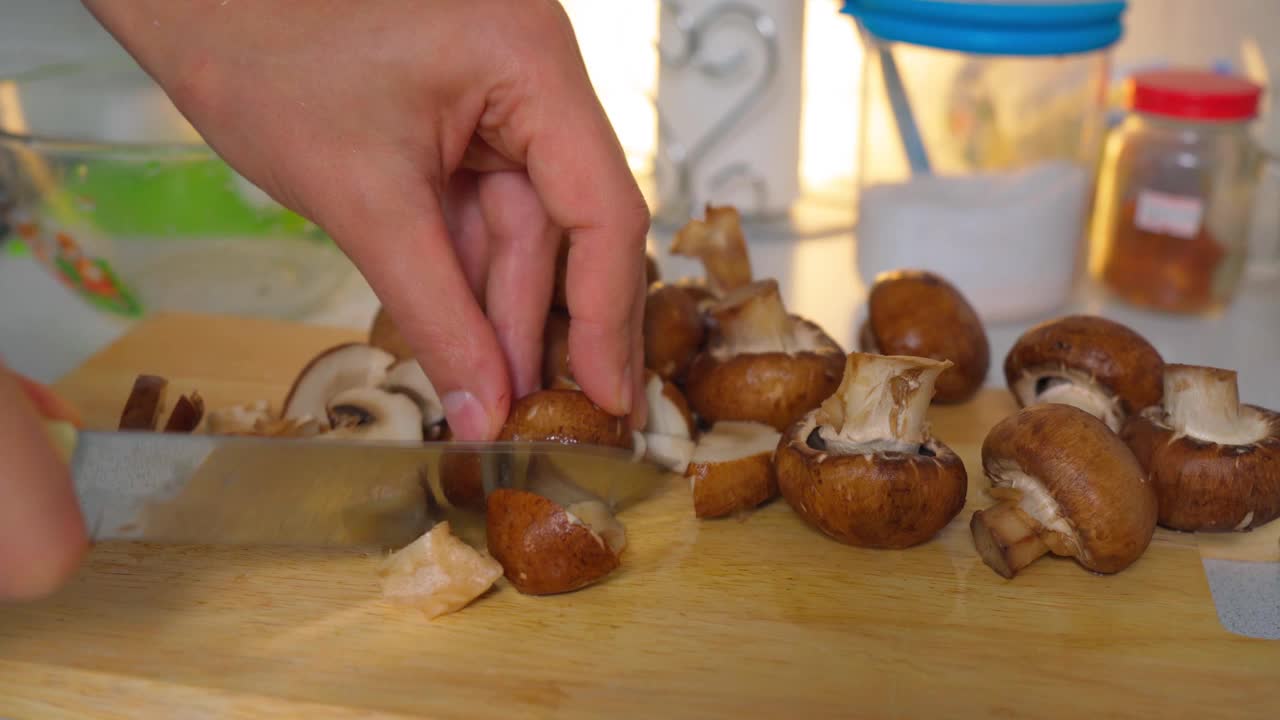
[{"xmin": 843, "ymin": 0, "xmax": 1125, "ymax": 323}]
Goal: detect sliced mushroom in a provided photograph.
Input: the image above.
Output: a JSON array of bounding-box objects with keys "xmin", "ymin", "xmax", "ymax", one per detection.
[
  {"xmin": 686, "ymin": 421, "xmax": 780, "ymax": 519},
  {"xmin": 380, "ymin": 358, "xmax": 445, "ymax": 439},
  {"xmin": 684, "ymin": 279, "xmax": 845, "ymax": 432},
  {"xmin": 162, "ymin": 391, "xmax": 205, "ymax": 433},
  {"xmin": 1004, "ymin": 315, "xmax": 1163, "ymax": 432},
  {"xmin": 1121, "ymin": 364, "xmax": 1280, "ymax": 532},
  {"xmin": 485, "ymin": 488, "xmax": 623, "ymax": 595},
  {"xmin": 541, "ymin": 309, "xmax": 573, "ymax": 389},
  {"xmin": 283, "ymin": 343, "xmax": 396, "ymax": 428},
  {"xmin": 644, "ymin": 283, "xmax": 707, "ymax": 383},
  {"xmin": 378, "ymin": 520, "xmax": 504, "ymax": 619},
  {"xmin": 118, "ymin": 374, "xmax": 169, "ymax": 430},
  {"xmin": 324, "ymin": 387, "xmax": 424, "ymax": 442},
  {"xmin": 858, "ymin": 269, "xmax": 989, "ymax": 404},
  {"xmin": 202, "ymin": 400, "xmax": 323, "ymax": 438},
  {"xmin": 774, "ymin": 353, "xmax": 967, "ymax": 548},
  {"xmin": 671, "ymin": 204, "xmax": 752, "ymax": 296},
  {"xmin": 525, "ymin": 457, "xmax": 627, "ymax": 555},
  {"xmin": 972, "ymin": 403, "xmax": 1157, "ymax": 578},
  {"xmin": 368, "ymin": 305, "xmax": 415, "ymax": 361},
  {"xmin": 641, "ymin": 371, "xmax": 697, "ymax": 473}
]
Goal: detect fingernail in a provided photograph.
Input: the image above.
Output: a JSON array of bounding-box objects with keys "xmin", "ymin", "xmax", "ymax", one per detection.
[
  {"xmin": 442, "ymin": 391, "xmax": 491, "ymax": 441},
  {"xmin": 616, "ymin": 358, "xmax": 634, "ymax": 416}
]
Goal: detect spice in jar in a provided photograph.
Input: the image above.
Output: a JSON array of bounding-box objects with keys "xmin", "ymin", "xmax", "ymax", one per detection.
[{"xmin": 1089, "ymin": 69, "xmax": 1263, "ymax": 314}]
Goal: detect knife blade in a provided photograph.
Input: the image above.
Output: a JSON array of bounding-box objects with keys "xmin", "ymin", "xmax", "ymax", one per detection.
[{"xmin": 61, "ymin": 426, "xmax": 667, "ymax": 549}]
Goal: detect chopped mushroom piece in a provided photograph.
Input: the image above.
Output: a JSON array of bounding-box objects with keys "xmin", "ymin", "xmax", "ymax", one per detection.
[
  {"xmin": 972, "ymin": 403, "xmax": 1157, "ymax": 578},
  {"xmin": 859, "ymin": 269, "xmax": 989, "ymax": 404},
  {"xmin": 202, "ymin": 400, "xmax": 323, "ymax": 438},
  {"xmin": 685, "ymin": 279, "xmax": 845, "ymax": 432},
  {"xmin": 687, "ymin": 421, "xmax": 780, "ymax": 519},
  {"xmin": 1003, "ymin": 315, "xmax": 1163, "ymax": 432},
  {"xmin": 670, "ymin": 204, "xmax": 752, "ymax": 296},
  {"xmin": 486, "ymin": 488, "xmax": 623, "ymax": 595},
  {"xmin": 774, "ymin": 353, "xmax": 967, "ymax": 548},
  {"xmin": 1121, "ymin": 364, "xmax": 1280, "ymax": 532},
  {"xmin": 162, "ymin": 391, "xmax": 205, "ymax": 433},
  {"xmin": 379, "ymin": 521, "xmax": 504, "ymax": 619},
  {"xmin": 118, "ymin": 374, "xmax": 169, "ymax": 430},
  {"xmin": 283, "ymin": 342, "xmax": 397, "ymax": 428}
]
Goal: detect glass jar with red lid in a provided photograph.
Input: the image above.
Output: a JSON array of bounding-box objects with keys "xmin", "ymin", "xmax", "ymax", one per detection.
[{"xmin": 1087, "ymin": 68, "xmax": 1264, "ymax": 314}]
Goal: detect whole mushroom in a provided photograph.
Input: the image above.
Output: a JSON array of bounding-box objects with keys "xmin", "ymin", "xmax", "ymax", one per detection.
[
  {"xmin": 858, "ymin": 269, "xmax": 989, "ymax": 404},
  {"xmin": 971, "ymin": 403, "xmax": 1158, "ymax": 579},
  {"xmin": 1121, "ymin": 364, "xmax": 1280, "ymax": 532},
  {"xmin": 643, "ymin": 283, "xmax": 706, "ymax": 383},
  {"xmin": 774, "ymin": 352, "xmax": 968, "ymax": 549},
  {"xmin": 684, "ymin": 279, "xmax": 845, "ymax": 432},
  {"xmin": 1003, "ymin": 315, "xmax": 1163, "ymax": 432}
]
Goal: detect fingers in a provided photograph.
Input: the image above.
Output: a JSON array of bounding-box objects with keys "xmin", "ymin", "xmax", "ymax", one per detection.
[
  {"xmin": 327, "ymin": 166, "xmax": 512, "ymax": 442},
  {"xmin": 0, "ymin": 368, "xmax": 87, "ymax": 601},
  {"xmin": 477, "ymin": 171, "xmax": 559, "ymax": 400},
  {"xmin": 519, "ymin": 51, "xmax": 651, "ymax": 420},
  {"xmin": 16, "ymin": 375, "xmax": 84, "ymax": 428},
  {"xmin": 442, "ymin": 171, "xmax": 492, "ymax": 304}
]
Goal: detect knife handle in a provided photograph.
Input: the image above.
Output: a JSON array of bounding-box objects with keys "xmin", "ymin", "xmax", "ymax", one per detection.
[{"xmin": 42, "ymin": 419, "xmax": 79, "ymax": 465}]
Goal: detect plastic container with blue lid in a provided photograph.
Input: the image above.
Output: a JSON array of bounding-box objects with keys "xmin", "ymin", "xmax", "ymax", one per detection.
[{"xmin": 844, "ymin": 0, "xmax": 1127, "ymax": 325}]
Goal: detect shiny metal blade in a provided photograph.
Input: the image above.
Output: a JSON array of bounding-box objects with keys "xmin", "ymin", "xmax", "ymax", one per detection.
[{"xmin": 70, "ymin": 431, "xmax": 666, "ymax": 549}]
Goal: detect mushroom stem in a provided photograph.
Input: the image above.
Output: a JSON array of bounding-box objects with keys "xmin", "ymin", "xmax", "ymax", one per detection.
[
  {"xmin": 710, "ymin": 280, "xmax": 792, "ymax": 353},
  {"xmin": 816, "ymin": 353, "xmax": 952, "ymax": 450},
  {"xmin": 671, "ymin": 205, "xmax": 752, "ymax": 295},
  {"xmin": 1036, "ymin": 380, "xmax": 1120, "ymax": 432},
  {"xmin": 970, "ymin": 500, "xmax": 1050, "ymax": 579},
  {"xmin": 1163, "ymin": 364, "xmax": 1270, "ymax": 446}
]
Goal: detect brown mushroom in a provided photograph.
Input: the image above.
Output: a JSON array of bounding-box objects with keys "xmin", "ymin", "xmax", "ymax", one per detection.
[
  {"xmin": 1003, "ymin": 315, "xmax": 1163, "ymax": 432},
  {"xmin": 369, "ymin": 306, "xmax": 415, "ymax": 361},
  {"xmin": 687, "ymin": 421, "xmax": 780, "ymax": 519},
  {"xmin": 1121, "ymin": 364, "xmax": 1280, "ymax": 532},
  {"xmin": 670, "ymin": 204, "xmax": 752, "ymax": 296},
  {"xmin": 378, "ymin": 520, "xmax": 504, "ymax": 619},
  {"xmin": 485, "ymin": 487, "xmax": 623, "ymax": 595},
  {"xmin": 644, "ymin": 283, "xmax": 706, "ymax": 382},
  {"xmin": 283, "ymin": 343, "xmax": 397, "ymax": 428},
  {"xmin": 774, "ymin": 353, "xmax": 967, "ymax": 548},
  {"xmin": 858, "ymin": 269, "xmax": 990, "ymax": 404},
  {"xmin": 971, "ymin": 403, "xmax": 1158, "ymax": 578},
  {"xmin": 640, "ymin": 371, "xmax": 697, "ymax": 473},
  {"xmin": 162, "ymin": 391, "xmax": 205, "ymax": 433},
  {"xmin": 118, "ymin": 374, "xmax": 169, "ymax": 430},
  {"xmin": 684, "ymin": 279, "xmax": 845, "ymax": 432}
]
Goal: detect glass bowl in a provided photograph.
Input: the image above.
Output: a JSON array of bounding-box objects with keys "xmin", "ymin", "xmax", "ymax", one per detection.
[{"xmin": 0, "ymin": 56, "xmax": 354, "ymax": 319}]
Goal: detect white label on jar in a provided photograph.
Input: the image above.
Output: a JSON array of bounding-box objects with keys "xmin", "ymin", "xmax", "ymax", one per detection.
[{"xmin": 1134, "ymin": 190, "xmax": 1204, "ymax": 239}]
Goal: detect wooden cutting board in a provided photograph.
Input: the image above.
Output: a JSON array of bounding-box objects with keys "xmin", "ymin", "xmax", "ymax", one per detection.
[{"xmin": 2, "ymin": 312, "xmax": 1276, "ymax": 719}]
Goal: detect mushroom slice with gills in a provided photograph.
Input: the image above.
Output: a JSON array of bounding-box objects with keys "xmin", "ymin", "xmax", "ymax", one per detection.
[
  {"xmin": 118, "ymin": 374, "xmax": 169, "ymax": 430},
  {"xmin": 670, "ymin": 204, "xmax": 752, "ymax": 296},
  {"xmin": 684, "ymin": 279, "xmax": 845, "ymax": 432},
  {"xmin": 378, "ymin": 520, "xmax": 504, "ymax": 619},
  {"xmin": 972, "ymin": 403, "xmax": 1157, "ymax": 579},
  {"xmin": 858, "ymin": 269, "xmax": 990, "ymax": 404},
  {"xmin": 644, "ymin": 282, "xmax": 707, "ymax": 383},
  {"xmin": 282, "ymin": 343, "xmax": 396, "ymax": 429},
  {"xmin": 379, "ymin": 359, "xmax": 445, "ymax": 439},
  {"xmin": 201, "ymin": 400, "xmax": 323, "ymax": 438},
  {"xmin": 368, "ymin": 305, "xmax": 415, "ymax": 361},
  {"xmin": 686, "ymin": 421, "xmax": 780, "ymax": 519},
  {"xmin": 323, "ymin": 387, "xmax": 424, "ymax": 442},
  {"xmin": 1121, "ymin": 364, "xmax": 1280, "ymax": 532},
  {"xmin": 774, "ymin": 352, "xmax": 968, "ymax": 548},
  {"xmin": 640, "ymin": 371, "xmax": 697, "ymax": 473},
  {"xmin": 1003, "ymin": 315, "xmax": 1163, "ymax": 432}
]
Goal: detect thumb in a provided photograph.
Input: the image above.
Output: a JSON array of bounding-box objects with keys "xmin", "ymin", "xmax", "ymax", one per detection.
[{"xmin": 325, "ymin": 173, "xmax": 512, "ymax": 442}]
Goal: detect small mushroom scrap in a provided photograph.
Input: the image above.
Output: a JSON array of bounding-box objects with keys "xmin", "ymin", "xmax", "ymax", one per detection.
[
  {"xmin": 1121, "ymin": 364, "xmax": 1280, "ymax": 532},
  {"xmin": 670, "ymin": 204, "xmax": 752, "ymax": 296},
  {"xmin": 378, "ymin": 520, "xmax": 504, "ymax": 619},
  {"xmin": 972, "ymin": 403, "xmax": 1158, "ymax": 579},
  {"xmin": 686, "ymin": 421, "xmax": 781, "ymax": 519},
  {"xmin": 1004, "ymin": 315, "xmax": 1164, "ymax": 432},
  {"xmin": 858, "ymin": 269, "xmax": 989, "ymax": 404},
  {"xmin": 774, "ymin": 352, "xmax": 968, "ymax": 549},
  {"xmin": 684, "ymin": 279, "xmax": 845, "ymax": 432}
]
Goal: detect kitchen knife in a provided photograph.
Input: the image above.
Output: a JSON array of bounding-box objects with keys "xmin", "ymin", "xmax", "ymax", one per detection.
[{"xmin": 47, "ymin": 422, "xmax": 668, "ymax": 549}]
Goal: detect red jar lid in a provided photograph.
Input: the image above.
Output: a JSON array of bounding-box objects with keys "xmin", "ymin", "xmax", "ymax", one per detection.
[{"xmin": 1129, "ymin": 69, "xmax": 1262, "ymax": 121}]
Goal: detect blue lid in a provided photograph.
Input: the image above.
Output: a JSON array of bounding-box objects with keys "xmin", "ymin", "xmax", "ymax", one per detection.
[{"xmin": 841, "ymin": 0, "xmax": 1127, "ymax": 57}]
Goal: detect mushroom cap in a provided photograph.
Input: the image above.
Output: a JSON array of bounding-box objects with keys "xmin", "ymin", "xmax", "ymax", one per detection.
[
  {"xmin": 499, "ymin": 389, "xmax": 632, "ymax": 450},
  {"xmin": 982, "ymin": 403, "xmax": 1157, "ymax": 573},
  {"xmin": 368, "ymin": 306, "xmax": 415, "ymax": 361},
  {"xmin": 1122, "ymin": 404, "xmax": 1280, "ymax": 532},
  {"xmin": 283, "ymin": 342, "xmax": 396, "ymax": 427},
  {"xmin": 685, "ymin": 421, "xmax": 780, "ymax": 519},
  {"xmin": 775, "ymin": 409, "xmax": 967, "ymax": 548},
  {"xmin": 485, "ymin": 488, "xmax": 622, "ymax": 595},
  {"xmin": 861, "ymin": 270, "xmax": 989, "ymax": 404},
  {"xmin": 644, "ymin": 283, "xmax": 706, "ymax": 382},
  {"xmin": 1003, "ymin": 315, "xmax": 1163, "ymax": 418},
  {"xmin": 541, "ymin": 310, "xmax": 573, "ymax": 388}
]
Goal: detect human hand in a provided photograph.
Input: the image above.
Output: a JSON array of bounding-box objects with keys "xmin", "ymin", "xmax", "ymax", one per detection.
[
  {"xmin": 0, "ymin": 363, "xmax": 87, "ymax": 601},
  {"xmin": 82, "ymin": 0, "xmax": 651, "ymax": 440}
]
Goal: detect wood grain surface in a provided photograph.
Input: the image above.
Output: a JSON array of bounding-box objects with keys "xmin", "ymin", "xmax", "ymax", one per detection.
[{"xmin": 1, "ymin": 312, "xmax": 1276, "ymax": 719}]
